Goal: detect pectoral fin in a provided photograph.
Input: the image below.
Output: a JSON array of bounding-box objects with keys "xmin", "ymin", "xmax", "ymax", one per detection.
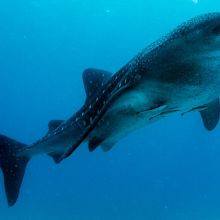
[{"xmin": 200, "ymin": 99, "xmax": 220, "ymax": 131}]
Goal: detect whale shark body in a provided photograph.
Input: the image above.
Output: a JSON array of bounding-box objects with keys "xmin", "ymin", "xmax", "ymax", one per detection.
[{"xmin": 1, "ymin": 13, "xmax": 220, "ymax": 206}]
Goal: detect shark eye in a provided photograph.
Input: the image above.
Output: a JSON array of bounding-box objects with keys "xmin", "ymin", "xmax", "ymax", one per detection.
[{"xmin": 212, "ymin": 25, "xmax": 220, "ymax": 35}]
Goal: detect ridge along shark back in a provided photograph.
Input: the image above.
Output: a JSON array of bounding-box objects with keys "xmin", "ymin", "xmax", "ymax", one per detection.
[{"xmin": 1, "ymin": 12, "xmax": 220, "ymax": 206}]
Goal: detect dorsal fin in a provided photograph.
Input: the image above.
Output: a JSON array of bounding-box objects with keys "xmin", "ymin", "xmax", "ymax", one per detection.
[
  {"xmin": 83, "ymin": 68, "xmax": 112, "ymax": 103},
  {"xmin": 200, "ymin": 99, "xmax": 220, "ymax": 131},
  {"xmin": 48, "ymin": 120, "xmax": 64, "ymax": 132}
]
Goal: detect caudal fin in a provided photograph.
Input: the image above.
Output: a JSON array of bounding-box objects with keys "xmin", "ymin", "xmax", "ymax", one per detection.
[{"xmin": 0, "ymin": 135, "xmax": 30, "ymax": 206}]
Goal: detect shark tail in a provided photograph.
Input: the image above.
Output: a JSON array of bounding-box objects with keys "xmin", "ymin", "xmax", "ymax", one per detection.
[{"xmin": 0, "ymin": 134, "xmax": 30, "ymax": 207}]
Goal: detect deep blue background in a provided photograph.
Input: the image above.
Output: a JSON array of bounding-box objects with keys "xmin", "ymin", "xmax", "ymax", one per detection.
[{"xmin": 1, "ymin": 0, "xmax": 220, "ymax": 219}]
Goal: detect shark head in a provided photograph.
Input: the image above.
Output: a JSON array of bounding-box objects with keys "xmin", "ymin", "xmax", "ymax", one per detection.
[{"xmin": 176, "ymin": 13, "xmax": 220, "ymax": 52}]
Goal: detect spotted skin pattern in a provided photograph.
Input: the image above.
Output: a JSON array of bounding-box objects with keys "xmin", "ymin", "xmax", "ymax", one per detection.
[
  {"xmin": 2, "ymin": 13, "xmax": 220, "ymax": 206},
  {"xmin": 21, "ymin": 13, "xmax": 220, "ymax": 162}
]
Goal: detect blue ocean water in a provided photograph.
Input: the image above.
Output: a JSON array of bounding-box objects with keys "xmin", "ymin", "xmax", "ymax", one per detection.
[{"xmin": 1, "ymin": 0, "xmax": 220, "ymax": 219}]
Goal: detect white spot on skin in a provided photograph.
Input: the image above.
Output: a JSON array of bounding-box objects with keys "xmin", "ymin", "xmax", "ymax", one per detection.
[{"xmin": 90, "ymin": 117, "xmax": 93, "ymax": 123}]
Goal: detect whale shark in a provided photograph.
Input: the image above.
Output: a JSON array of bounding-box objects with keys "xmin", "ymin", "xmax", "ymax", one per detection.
[{"xmin": 1, "ymin": 12, "xmax": 220, "ymax": 206}]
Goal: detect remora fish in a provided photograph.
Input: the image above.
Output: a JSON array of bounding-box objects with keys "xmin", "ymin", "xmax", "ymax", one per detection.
[{"xmin": 1, "ymin": 13, "xmax": 220, "ymax": 206}]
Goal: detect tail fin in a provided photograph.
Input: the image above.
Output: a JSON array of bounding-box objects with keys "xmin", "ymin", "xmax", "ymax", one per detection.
[{"xmin": 0, "ymin": 135, "xmax": 30, "ymax": 206}]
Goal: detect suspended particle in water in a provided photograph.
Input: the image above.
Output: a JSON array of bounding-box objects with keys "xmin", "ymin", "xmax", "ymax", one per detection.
[
  {"xmin": 192, "ymin": 0, "xmax": 199, "ymax": 4},
  {"xmin": 105, "ymin": 9, "xmax": 111, "ymax": 15}
]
